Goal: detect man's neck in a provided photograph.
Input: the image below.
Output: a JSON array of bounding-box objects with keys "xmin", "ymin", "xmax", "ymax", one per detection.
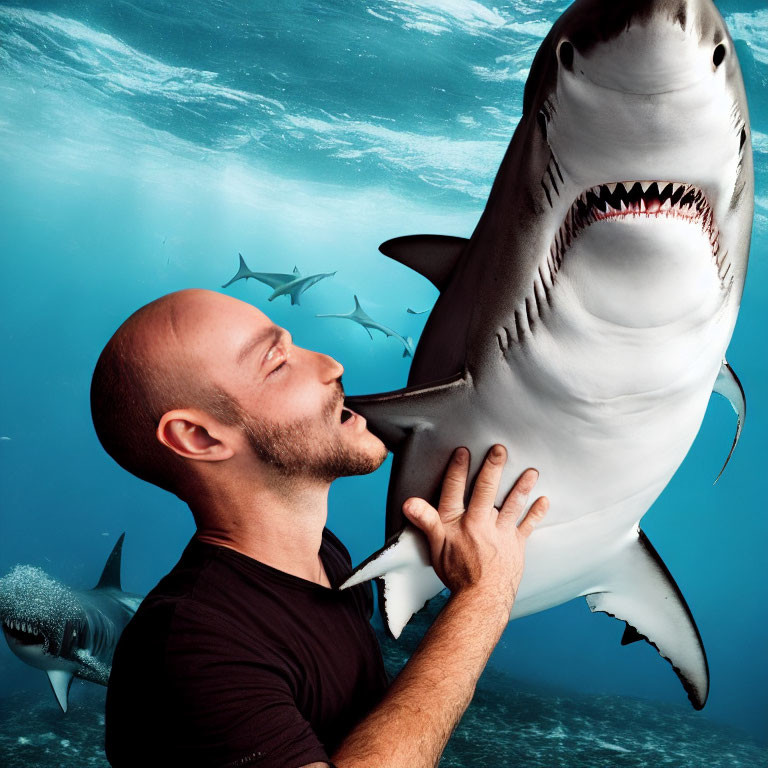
[{"xmin": 189, "ymin": 474, "xmax": 333, "ymax": 587}]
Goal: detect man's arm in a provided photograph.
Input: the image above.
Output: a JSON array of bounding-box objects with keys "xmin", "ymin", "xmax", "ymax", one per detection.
[{"xmin": 329, "ymin": 444, "xmax": 548, "ymax": 768}]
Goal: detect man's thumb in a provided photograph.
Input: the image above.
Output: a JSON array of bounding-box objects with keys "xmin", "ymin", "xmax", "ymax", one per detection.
[{"xmin": 402, "ymin": 498, "xmax": 442, "ymax": 544}]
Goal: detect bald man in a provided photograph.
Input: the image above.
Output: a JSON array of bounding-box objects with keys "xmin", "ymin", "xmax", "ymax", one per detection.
[{"xmin": 91, "ymin": 289, "xmax": 548, "ymax": 768}]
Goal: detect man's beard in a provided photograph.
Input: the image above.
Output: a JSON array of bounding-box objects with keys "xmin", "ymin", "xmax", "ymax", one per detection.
[{"xmin": 237, "ymin": 386, "xmax": 386, "ymax": 482}]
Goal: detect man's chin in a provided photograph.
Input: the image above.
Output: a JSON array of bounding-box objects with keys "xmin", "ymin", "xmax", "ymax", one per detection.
[{"xmin": 336, "ymin": 434, "xmax": 388, "ymax": 478}]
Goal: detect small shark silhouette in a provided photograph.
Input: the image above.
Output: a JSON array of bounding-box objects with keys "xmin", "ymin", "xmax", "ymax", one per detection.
[
  {"xmin": 0, "ymin": 534, "xmax": 143, "ymax": 712},
  {"xmin": 317, "ymin": 296, "xmax": 414, "ymax": 358},
  {"xmin": 222, "ymin": 253, "xmax": 335, "ymax": 306},
  {"xmin": 407, "ymin": 307, "xmax": 431, "ymax": 315}
]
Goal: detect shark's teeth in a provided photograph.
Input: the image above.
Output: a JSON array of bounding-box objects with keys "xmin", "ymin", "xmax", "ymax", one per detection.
[{"xmin": 549, "ymin": 180, "xmax": 724, "ymax": 288}]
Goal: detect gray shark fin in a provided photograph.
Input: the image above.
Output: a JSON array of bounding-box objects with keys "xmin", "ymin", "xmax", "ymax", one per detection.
[
  {"xmin": 345, "ymin": 371, "xmax": 469, "ymax": 448},
  {"xmin": 340, "ymin": 525, "xmax": 445, "ymax": 639},
  {"xmin": 47, "ymin": 669, "xmax": 74, "ymax": 712},
  {"xmin": 379, "ymin": 235, "xmax": 468, "ymax": 291},
  {"xmin": 586, "ymin": 528, "xmax": 709, "ymax": 710},
  {"xmin": 94, "ymin": 532, "xmax": 125, "ymax": 590},
  {"xmin": 221, "ymin": 253, "xmax": 253, "ymax": 288},
  {"xmin": 712, "ymin": 359, "xmax": 745, "ymax": 484}
]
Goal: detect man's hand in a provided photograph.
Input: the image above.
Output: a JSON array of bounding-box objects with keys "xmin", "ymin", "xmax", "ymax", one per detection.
[
  {"xmin": 401, "ymin": 445, "xmax": 548, "ymax": 615},
  {"xmin": 333, "ymin": 446, "xmax": 548, "ymax": 768}
]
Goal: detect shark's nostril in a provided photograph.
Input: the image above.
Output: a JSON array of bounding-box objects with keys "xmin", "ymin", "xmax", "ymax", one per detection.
[
  {"xmin": 559, "ymin": 41, "xmax": 574, "ymax": 71},
  {"xmin": 713, "ymin": 43, "xmax": 726, "ymax": 68}
]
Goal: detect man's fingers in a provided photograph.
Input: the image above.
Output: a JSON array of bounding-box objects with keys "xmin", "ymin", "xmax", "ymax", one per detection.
[
  {"xmin": 437, "ymin": 447, "xmax": 470, "ymax": 521},
  {"xmin": 403, "ymin": 497, "xmax": 446, "ymax": 554},
  {"xmin": 466, "ymin": 444, "xmax": 507, "ymax": 521},
  {"xmin": 498, "ymin": 468, "xmax": 540, "ymax": 523},
  {"xmin": 516, "ymin": 496, "xmax": 549, "ymax": 538}
]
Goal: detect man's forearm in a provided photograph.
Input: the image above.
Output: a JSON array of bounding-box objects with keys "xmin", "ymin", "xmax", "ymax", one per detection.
[{"xmin": 332, "ymin": 586, "xmax": 511, "ymax": 768}]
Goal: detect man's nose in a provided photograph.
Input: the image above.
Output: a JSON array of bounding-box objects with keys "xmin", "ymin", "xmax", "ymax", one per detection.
[{"xmin": 315, "ymin": 350, "xmax": 344, "ymax": 382}]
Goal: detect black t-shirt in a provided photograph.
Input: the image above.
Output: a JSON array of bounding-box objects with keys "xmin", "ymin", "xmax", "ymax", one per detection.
[{"xmin": 105, "ymin": 528, "xmax": 389, "ymax": 768}]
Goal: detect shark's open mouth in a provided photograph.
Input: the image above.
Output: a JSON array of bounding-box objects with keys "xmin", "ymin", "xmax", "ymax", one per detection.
[
  {"xmin": 2, "ymin": 616, "xmax": 45, "ymax": 646},
  {"xmin": 549, "ymin": 181, "xmax": 728, "ymax": 284}
]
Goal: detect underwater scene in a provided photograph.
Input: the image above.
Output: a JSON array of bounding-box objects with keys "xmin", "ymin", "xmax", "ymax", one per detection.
[{"xmin": 0, "ymin": 0, "xmax": 766, "ymax": 765}]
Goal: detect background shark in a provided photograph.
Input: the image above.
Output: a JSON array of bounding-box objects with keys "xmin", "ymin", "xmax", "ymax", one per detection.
[
  {"xmin": 318, "ymin": 295, "xmax": 415, "ymax": 357},
  {"xmin": 342, "ymin": 0, "xmax": 753, "ymax": 711},
  {"xmin": 222, "ymin": 253, "xmax": 335, "ymax": 305},
  {"xmin": 0, "ymin": 534, "xmax": 142, "ymax": 712}
]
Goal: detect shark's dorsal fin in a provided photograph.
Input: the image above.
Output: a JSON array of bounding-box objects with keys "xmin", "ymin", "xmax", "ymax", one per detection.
[
  {"xmin": 94, "ymin": 532, "xmax": 125, "ymax": 591},
  {"xmin": 585, "ymin": 528, "xmax": 709, "ymax": 710},
  {"xmin": 712, "ymin": 359, "xmax": 745, "ymax": 484},
  {"xmin": 293, "ymin": 265, "xmax": 300, "ymax": 275},
  {"xmin": 379, "ymin": 235, "xmax": 468, "ymax": 291},
  {"xmin": 345, "ymin": 371, "xmax": 469, "ymax": 448},
  {"xmin": 47, "ymin": 669, "xmax": 74, "ymax": 712}
]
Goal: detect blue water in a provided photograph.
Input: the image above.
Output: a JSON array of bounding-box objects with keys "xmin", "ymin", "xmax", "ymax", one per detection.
[{"xmin": 0, "ymin": 0, "xmax": 766, "ymax": 763}]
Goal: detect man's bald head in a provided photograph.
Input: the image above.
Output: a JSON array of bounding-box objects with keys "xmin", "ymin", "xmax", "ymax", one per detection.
[{"xmin": 90, "ymin": 290, "xmax": 244, "ymax": 497}]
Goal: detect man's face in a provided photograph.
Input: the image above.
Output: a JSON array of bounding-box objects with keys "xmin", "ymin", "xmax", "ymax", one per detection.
[{"xmin": 181, "ymin": 291, "xmax": 388, "ymax": 481}]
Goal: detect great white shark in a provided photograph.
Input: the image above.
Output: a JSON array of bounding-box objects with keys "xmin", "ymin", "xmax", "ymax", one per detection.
[
  {"xmin": 340, "ymin": 0, "xmax": 752, "ymax": 710},
  {"xmin": 0, "ymin": 534, "xmax": 143, "ymax": 712}
]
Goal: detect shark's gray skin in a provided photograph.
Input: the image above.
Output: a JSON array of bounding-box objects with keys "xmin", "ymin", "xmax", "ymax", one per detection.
[
  {"xmin": 222, "ymin": 253, "xmax": 335, "ymax": 306},
  {"xmin": 341, "ymin": 0, "xmax": 752, "ymax": 711},
  {"xmin": 318, "ymin": 295, "xmax": 415, "ymax": 358},
  {"xmin": 0, "ymin": 534, "xmax": 143, "ymax": 712}
]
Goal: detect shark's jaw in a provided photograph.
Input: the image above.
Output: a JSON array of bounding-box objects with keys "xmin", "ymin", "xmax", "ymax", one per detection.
[
  {"xmin": 3, "ymin": 616, "xmax": 46, "ymax": 646},
  {"xmin": 2, "ymin": 618, "xmax": 54, "ymax": 668},
  {"xmin": 541, "ymin": 179, "xmax": 729, "ymax": 330}
]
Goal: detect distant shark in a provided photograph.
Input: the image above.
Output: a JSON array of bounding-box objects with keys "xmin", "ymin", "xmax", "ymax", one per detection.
[
  {"xmin": 222, "ymin": 253, "xmax": 335, "ymax": 305},
  {"xmin": 341, "ymin": 0, "xmax": 752, "ymax": 711},
  {"xmin": 0, "ymin": 534, "xmax": 143, "ymax": 712},
  {"xmin": 318, "ymin": 295, "xmax": 415, "ymax": 357}
]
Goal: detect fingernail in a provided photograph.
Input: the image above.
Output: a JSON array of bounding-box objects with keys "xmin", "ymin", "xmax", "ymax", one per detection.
[
  {"xmin": 491, "ymin": 444, "xmax": 505, "ymax": 459},
  {"xmin": 455, "ymin": 447, "xmax": 469, "ymax": 463}
]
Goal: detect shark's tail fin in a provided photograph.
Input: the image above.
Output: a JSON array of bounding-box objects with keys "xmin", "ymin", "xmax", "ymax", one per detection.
[{"xmin": 340, "ymin": 526, "xmax": 445, "ymax": 638}]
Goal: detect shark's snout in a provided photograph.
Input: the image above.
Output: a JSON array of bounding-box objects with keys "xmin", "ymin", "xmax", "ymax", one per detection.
[{"xmin": 555, "ymin": 0, "xmax": 732, "ymax": 96}]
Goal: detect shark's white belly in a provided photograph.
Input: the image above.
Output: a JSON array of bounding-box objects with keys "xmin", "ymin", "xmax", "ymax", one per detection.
[{"xmin": 467, "ymin": 299, "xmax": 732, "ymax": 617}]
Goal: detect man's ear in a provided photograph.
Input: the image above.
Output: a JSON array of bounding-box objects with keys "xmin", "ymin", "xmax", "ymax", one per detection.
[{"xmin": 156, "ymin": 409, "xmax": 236, "ymax": 462}]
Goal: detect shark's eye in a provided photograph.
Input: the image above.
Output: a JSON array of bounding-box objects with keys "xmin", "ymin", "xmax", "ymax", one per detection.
[
  {"xmin": 713, "ymin": 43, "xmax": 726, "ymax": 68},
  {"xmin": 559, "ymin": 41, "xmax": 574, "ymax": 71}
]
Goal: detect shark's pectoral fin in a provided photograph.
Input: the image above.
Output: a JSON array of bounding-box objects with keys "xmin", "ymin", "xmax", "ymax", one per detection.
[
  {"xmin": 585, "ymin": 528, "xmax": 708, "ymax": 710},
  {"xmin": 47, "ymin": 669, "xmax": 74, "ymax": 712},
  {"xmin": 712, "ymin": 359, "xmax": 746, "ymax": 483},
  {"xmin": 379, "ymin": 235, "xmax": 468, "ymax": 291},
  {"xmin": 345, "ymin": 371, "xmax": 469, "ymax": 448},
  {"xmin": 340, "ymin": 525, "xmax": 445, "ymax": 639}
]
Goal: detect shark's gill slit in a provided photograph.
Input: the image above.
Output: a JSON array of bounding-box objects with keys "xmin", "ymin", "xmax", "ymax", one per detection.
[{"xmin": 541, "ymin": 179, "xmax": 553, "ymax": 208}]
